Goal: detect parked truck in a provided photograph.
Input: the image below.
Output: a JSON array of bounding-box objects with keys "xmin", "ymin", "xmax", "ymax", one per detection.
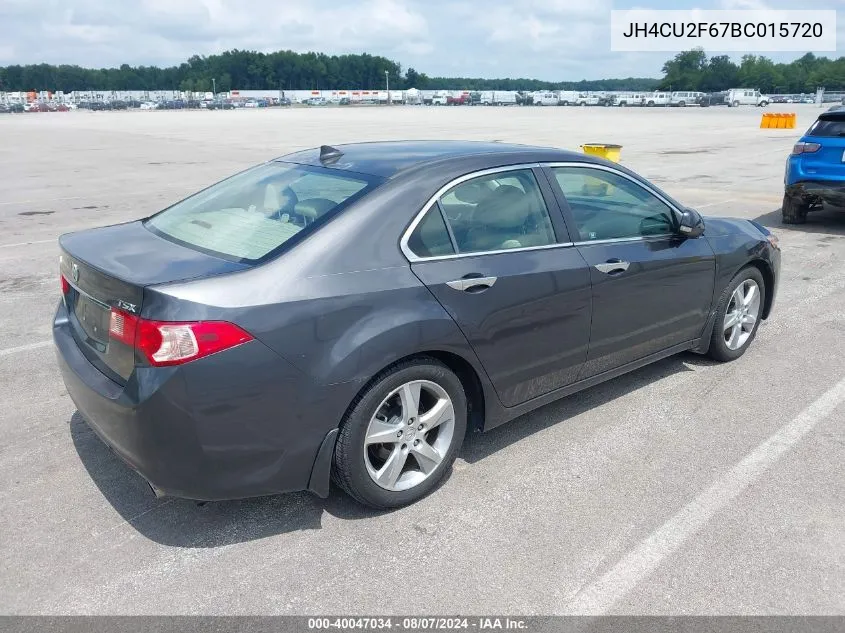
[
  {"xmin": 644, "ymin": 91, "xmax": 671, "ymax": 107},
  {"xmin": 431, "ymin": 92, "xmax": 449, "ymax": 106}
]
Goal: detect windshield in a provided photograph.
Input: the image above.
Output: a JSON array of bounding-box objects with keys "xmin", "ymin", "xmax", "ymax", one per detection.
[{"xmin": 145, "ymin": 162, "xmax": 378, "ymax": 263}]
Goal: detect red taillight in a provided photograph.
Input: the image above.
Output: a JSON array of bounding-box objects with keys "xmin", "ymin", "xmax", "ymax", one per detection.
[
  {"xmin": 60, "ymin": 274, "xmax": 70, "ymax": 295},
  {"xmin": 792, "ymin": 141, "xmax": 821, "ymax": 155},
  {"xmin": 108, "ymin": 308, "xmax": 252, "ymax": 366}
]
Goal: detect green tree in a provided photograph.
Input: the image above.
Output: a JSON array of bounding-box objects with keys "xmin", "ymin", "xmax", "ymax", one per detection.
[{"xmin": 659, "ymin": 48, "xmax": 707, "ymax": 91}]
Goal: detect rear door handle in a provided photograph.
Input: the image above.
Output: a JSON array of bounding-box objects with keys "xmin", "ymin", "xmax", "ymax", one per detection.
[
  {"xmin": 446, "ymin": 276, "xmax": 497, "ymax": 292},
  {"xmin": 594, "ymin": 260, "xmax": 630, "ymax": 275}
]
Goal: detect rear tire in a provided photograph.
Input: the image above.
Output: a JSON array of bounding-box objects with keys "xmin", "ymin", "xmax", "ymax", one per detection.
[
  {"xmin": 782, "ymin": 194, "xmax": 808, "ymax": 224},
  {"xmin": 707, "ymin": 267, "xmax": 766, "ymax": 362},
  {"xmin": 332, "ymin": 358, "xmax": 467, "ymax": 509}
]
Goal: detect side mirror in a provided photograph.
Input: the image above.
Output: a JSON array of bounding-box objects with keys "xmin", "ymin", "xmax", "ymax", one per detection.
[{"xmin": 678, "ymin": 208, "xmax": 705, "ymax": 238}]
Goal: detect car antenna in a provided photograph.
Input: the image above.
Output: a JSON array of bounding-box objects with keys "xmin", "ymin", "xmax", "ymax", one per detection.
[{"xmin": 319, "ymin": 145, "xmax": 344, "ymax": 163}]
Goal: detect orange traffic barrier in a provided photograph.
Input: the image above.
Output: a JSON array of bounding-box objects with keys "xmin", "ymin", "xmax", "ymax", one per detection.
[{"xmin": 761, "ymin": 112, "xmax": 796, "ymax": 129}]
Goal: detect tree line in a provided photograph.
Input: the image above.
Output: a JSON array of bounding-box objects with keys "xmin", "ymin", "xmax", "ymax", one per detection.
[
  {"xmin": 659, "ymin": 50, "xmax": 845, "ymax": 93},
  {"xmin": 0, "ymin": 49, "xmax": 658, "ymax": 93},
  {"xmin": 1, "ymin": 48, "xmax": 843, "ymax": 94}
]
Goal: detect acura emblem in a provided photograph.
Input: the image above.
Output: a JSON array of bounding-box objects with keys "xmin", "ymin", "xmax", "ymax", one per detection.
[{"xmin": 71, "ymin": 262, "xmax": 79, "ymax": 283}]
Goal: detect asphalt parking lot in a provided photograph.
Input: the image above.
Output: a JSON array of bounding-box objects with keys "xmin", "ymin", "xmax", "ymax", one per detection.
[{"xmin": 0, "ymin": 104, "xmax": 843, "ymax": 615}]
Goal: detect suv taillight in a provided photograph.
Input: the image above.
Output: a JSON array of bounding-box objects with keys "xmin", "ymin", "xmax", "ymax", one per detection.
[
  {"xmin": 108, "ymin": 308, "xmax": 253, "ymax": 366},
  {"xmin": 792, "ymin": 142, "xmax": 821, "ymax": 155}
]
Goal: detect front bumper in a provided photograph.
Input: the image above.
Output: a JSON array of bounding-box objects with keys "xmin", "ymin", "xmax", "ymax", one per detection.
[
  {"xmin": 54, "ymin": 301, "xmax": 352, "ymax": 501},
  {"xmin": 786, "ymin": 180, "xmax": 845, "ymax": 208}
]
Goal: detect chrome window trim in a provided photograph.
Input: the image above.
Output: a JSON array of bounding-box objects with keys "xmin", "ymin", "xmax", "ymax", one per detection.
[
  {"xmin": 400, "ymin": 163, "xmax": 574, "ymax": 262},
  {"xmin": 399, "ymin": 161, "xmax": 684, "ymax": 262},
  {"xmin": 572, "ymin": 235, "xmax": 675, "ymax": 247},
  {"xmin": 401, "ymin": 240, "xmax": 576, "ymax": 263}
]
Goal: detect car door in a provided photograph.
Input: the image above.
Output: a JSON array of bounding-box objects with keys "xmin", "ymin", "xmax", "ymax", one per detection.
[
  {"xmin": 545, "ymin": 164, "xmax": 715, "ymax": 378},
  {"xmin": 403, "ymin": 166, "xmax": 592, "ymax": 408}
]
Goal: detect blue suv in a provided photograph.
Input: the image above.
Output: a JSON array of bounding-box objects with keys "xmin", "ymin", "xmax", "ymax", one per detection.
[{"xmin": 783, "ymin": 107, "xmax": 845, "ymax": 223}]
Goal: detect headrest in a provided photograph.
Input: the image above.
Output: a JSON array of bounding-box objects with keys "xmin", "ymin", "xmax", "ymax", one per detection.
[
  {"xmin": 295, "ymin": 198, "xmax": 336, "ymax": 220},
  {"xmin": 475, "ymin": 185, "xmax": 530, "ymax": 228}
]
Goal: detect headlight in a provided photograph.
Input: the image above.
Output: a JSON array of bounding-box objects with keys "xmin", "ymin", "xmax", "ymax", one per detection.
[{"xmin": 766, "ymin": 233, "xmax": 780, "ymax": 250}]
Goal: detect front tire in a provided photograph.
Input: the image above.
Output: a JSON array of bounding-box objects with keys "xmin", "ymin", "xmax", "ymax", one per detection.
[
  {"xmin": 332, "ymin": 358, "xmax": 467, "ymax": 509},
  {"xmin": 782, "ymin": 193, "xmax": 808, "ymax": 224},
  {"xmin": 707, "ymin": 267, "xmax": 766, "ymax": 362}
]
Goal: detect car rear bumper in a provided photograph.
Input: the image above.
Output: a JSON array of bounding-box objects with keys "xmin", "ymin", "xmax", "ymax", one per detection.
[
  {"xmin": 786, "ymin": 180, "xmax": 845, "ymax": 207},
  {"xmin": 54, "ymin": 301, "xmax": 353, "ymax": 501}
]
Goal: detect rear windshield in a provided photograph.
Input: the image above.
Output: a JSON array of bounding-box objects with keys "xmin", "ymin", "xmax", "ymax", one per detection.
[
  {"xmin": 806, "ymin": 116, "xmax": 845, "ymax": 137},
  {"xmin": 145, "ymin": 162, "xmax": 378, "ymax": 263}
]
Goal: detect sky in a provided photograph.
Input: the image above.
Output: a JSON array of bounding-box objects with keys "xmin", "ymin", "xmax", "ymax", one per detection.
[{"xmin": 0, "ymin": 0, "xmax": 843, "ymax": 80}]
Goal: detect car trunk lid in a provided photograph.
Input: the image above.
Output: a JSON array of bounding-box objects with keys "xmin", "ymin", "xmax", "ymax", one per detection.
[{"xmin": 59, "ymin": 221, "xmax": 249, "ymax": 383}]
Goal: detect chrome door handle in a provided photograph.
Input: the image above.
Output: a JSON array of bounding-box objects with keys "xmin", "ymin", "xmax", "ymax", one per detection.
[
  {"xmin": 594, "ymin": 261, "xmax": 630, "ymax": 274},
  {"xmin": 446, "ymin": 276, "xmax": 497, "ymax": 291}
]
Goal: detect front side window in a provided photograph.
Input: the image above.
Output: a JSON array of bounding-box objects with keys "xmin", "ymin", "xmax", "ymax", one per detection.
[
  {"xmin": 146, "ymin": 162, "xmax": 376, "ymax": 262},
  {"xmin": 552, "ymin": 167, "xmax": 676, "ymax": 242}
]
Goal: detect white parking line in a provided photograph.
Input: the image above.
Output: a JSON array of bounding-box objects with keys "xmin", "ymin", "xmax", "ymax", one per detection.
[
  {"xmin": 0, "ymin": 340, "xmax": 53, "ymax": 357},
  {"xmin": 694, "ymin": 199, "xmax": 735, "ymax": 208},
  {"xmin": 563, "ymin": 375, "xmax": 845, "ymax": 615},
  {"xmin": 0, "ymin": 239, "xmax": 54, "ymax": 249}
]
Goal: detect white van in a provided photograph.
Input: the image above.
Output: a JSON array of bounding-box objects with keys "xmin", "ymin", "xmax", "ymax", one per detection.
[
  {"xmin": 558, "ymin": 91, "xmax": 580, "ymax": 106},
  {"xmin": 670, "ymin": 91, "xmax": 703, "ymax": 107},
  {"xmin": 644, "ymin": 91, "xmax": 671, "ymax": 107},
  {"xmin": 726, "ymin": 89, "xmax": 769, "ymax": 107},
  {"xmin": 533, "ymin": 92, "xmax": 559, "ymax": 106},
  {"xmin": 615, "ymin": 93, "xmax": 645, "ymax": 106},
  {"xmin": 491, "ymin": 91, "xmax": 517, "ymax": 106}
]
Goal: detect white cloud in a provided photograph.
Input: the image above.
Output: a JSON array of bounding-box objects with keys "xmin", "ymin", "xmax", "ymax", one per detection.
[{"xmin": 0, "ymin": 0, "xmax": 841, "ymax": 80}]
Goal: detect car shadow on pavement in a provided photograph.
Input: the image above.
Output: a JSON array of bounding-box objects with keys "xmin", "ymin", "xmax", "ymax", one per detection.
[
  {"xmin": 70, "ymin": 353, "xmax": 715, "ymax": 548},
  {"xmin": 460, "ymin": 352, "xmax": 717, "ymax": 464},
  {"xmin": 70, "ymin": 413, "xmax": 387, "ymax": 548},
  {"xmin": 755, "ymin": 206, "xmax": 845, "ymax": 236}
]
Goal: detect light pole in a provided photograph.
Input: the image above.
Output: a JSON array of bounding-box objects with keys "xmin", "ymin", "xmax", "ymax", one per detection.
[
  {"xmin": 212, "ymin": 77, "xmax": 216, "ymax": 97},
  {"xmin": 385, "ymin": 70, "xmax": 390, "ymax": 105}
]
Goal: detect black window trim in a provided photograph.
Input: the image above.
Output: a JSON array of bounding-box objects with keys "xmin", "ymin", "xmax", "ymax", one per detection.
[{"xmin": 400, "ymin": 163, "xmax": 573, "ymax": 262}]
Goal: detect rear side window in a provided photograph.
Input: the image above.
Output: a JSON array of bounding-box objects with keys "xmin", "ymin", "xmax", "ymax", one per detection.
[
  {"xmin": 407, "ymin": 206, "xmax": 455, "ymax": 257},
  {"xmin": 407, "ymin": 168, "xmax": 557, "ymax": 258},
  {"xmin": 146, "ymin": 162, "xmax": 377, "ymax": 263},
  {"xmin": 806, "ymin": 117, "xmax": 845, "ymax": 137}
]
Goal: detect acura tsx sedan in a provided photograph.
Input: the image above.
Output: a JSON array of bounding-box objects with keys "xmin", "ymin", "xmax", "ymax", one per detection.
[{"xmin": 54, "ymin": 141, "xmax": 780, "ymax": 508}]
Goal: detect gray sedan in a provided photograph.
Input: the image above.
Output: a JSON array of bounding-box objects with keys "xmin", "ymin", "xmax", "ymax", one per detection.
[{"xmin": 54, "ymin": 141, "xmax": 781, "ymax": 508}]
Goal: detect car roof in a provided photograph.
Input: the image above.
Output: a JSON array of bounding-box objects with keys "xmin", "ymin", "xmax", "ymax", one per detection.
[{"xmin": 276, "ymin": 140, "xmax": 592, "ymax": 178}]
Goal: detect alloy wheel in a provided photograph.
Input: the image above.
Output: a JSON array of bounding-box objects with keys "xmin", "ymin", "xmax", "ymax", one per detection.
[
  {"xmin": 723, "ymin": 279, "xmax": 761, "ymax": 350},
  {"xmin": 363, "ymin": 380, "xmax": 456, "ymax": 491}
]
